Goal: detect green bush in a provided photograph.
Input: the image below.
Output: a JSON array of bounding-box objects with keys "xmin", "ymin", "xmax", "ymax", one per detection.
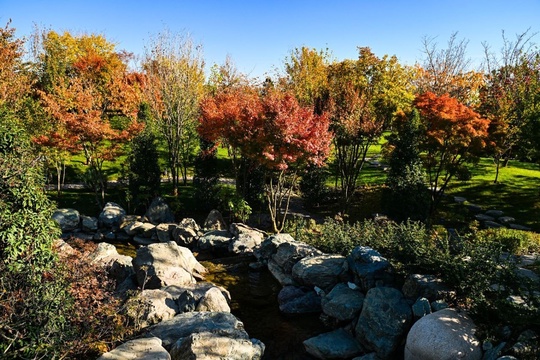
[{"xmin": 472, "ymin": 228, "xmax": 540, "ymax": 254}]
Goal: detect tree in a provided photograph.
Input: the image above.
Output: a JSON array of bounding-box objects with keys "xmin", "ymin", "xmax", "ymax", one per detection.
[
  {"xmin": 143, "ymin": 30, "xmax": 205, "ymax": 195},
  {"xmin": 327, "ymin": 47, "xmax": 414, "ymax": 212},
  {"xmin": 415, "ymin": 32, "xmax": 484, "ymax": 106},
  {"xmin": 414, "ymin": 92, "xmax": 490, "ymax": 218},
  {"xmin": 479, "ymin": 30, "xmax": 539, "ymax": 182},
  {"xmin": 384, "ymin": 109, "xmax": 429, "ymax": 222},
  {"xmin": 34, "ymin": 30, "xmax": 144, "ymax": 206}
]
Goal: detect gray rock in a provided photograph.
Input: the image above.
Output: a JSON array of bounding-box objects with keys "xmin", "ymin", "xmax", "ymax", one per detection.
[
  {"xmin": 355, "ymin": 287, "xmax": 412, "ymax": 359},
  {"xmin": 197, "ymin": 230, "xmax": 232, "ymax": 252},
  {"xmin": 203, "ymin": 209, "xmax": 227, "ymax": 231},
  {"xmin": 155, "ymin": 223, "xmax": 176, "ymax": 242},
  {"xmin": 172, "ymin": 219, "xmax": 200, "ymax": 247},
  {"xmin": 145, "ymin": 197, "xmax": 175, "ymax": 225},
  {"xmin": 97, "ymin": 337, "xmax": 170, "ymax": 360},
  {"xmin": 99, "ymin": 202, "xmax": 126, "ymax": 229},
  {"xmin": 89, "ymin": 243, "xmax": 134, "ymax": 283},
  {"xmin": 228, "ymin": 224, "xmax": 266, "ymax": 254},
  {"xmin": 348, "ymin": 246, "xmax": 393, "ymax": 291},
  {"xmin": 52, "ymin": 208, "xmax": 80, "ymax": 232},
  {"xmin": 430, "ymin": 300, "xmax": 448, "ymax": 312},
  {"xmin": 321, "ymin": 283, "xmax": 364, "ymax": 321},
  {"xmin": 485, "ymin": 210, "xmax": 504, "ymax": 218},
  {"xmin": 402, "ymin": 274, "xmax": 453, "ymax": 301},
  {"xmin": 254, "ymin": 233, "xmax": 295, "ymax": 261},
  {"xmin": 267, "ymin": 259, "xmax": 297, "ymax": 286},
  {"xmin": 124, "ymin": 289, "xmax": 179, "ymax": 329},
  {"xmin": 509, "ymin": 223, "xmax": 532, "ymax": 231},
  {"xmin": 404, "ymin": 308, "xmax": 481, "ymax": 360},
  {"xmin": 81, "ymin": 215, "xmax": 98, "ymax": 232},
  {"xmin": 170, "ymin": 330, "xmax": 264, "ymax": 360},
  {"xmin": 467, "ymin": 204, "xmax": 483, "ymax": 213},
  {"xmin": 162, "ymin": 282, "xmax": 231, "ymax": 304},
  {"xmin": 453, "ymin": 196, "xmax": 467, "ymax": 203},
  {"xmin": 412, "ymin": 297, "xmax": 431, "ymax": 319},
  {"xmin": 498, "ymin": 216, "xmax": 515, "ymax": 224},
  {"xmin": 144, "ymin": 311, "xmax": 244, "ymax": 349},
  {"xmin": 475, "ymin": 214, "xmax": 495, "ymax": 222},
  {"xmin": 352, "ymin": 353, "xmax": 378, "ymax": 360},
  {"xmin": 195, "ymin": 286, "xmax": 231, "ymax": 312},
  {"xmin": 483, "ymin": 341, "xmax": 506, "ymax": 360},
  {"xmin": 484, "ymin": 221, "xmax": 504, "ymax": 228},
  {"xmin": 278, "ymin": 286, "xmax": 321, "ymax": 314},
  {"xmin": 132, "ymin": 242, "xmax": 206, "ymax": 289},
  {"xmin": 304, "ymin": 328, "xmax": 363, "ymax": 359},
  {"xmin": 292, "ymin": 254, "xmax": 348, "ymax": 291},
  {"xmin": 176, "ymin": 290, "xmax": 197, "ymax": 313},
  {"xmin": 133, "ymin": 235, "xmax": 156, "ymax": 245},
  {"xmin": 272, "ymin": 241, "xmax": 323, "ymax": 274}
]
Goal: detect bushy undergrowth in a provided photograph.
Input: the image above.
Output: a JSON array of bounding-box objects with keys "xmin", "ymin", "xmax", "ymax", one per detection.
[
  {"xmin": 285, "ymin": 217, "xmax": 539, "ymax": 331},
  {"xmin": 472, "ymin": 227, "xmax": 540, "ymax": 255}
]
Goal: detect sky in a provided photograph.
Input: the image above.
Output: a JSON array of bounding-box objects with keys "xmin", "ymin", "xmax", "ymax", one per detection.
[{"xmin": 2, "ymin": 0, "xmax": 539, "ymax": 79}]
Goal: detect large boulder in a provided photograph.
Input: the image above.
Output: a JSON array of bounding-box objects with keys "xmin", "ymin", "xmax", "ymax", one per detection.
[
  {"xmin": 321, "ymin": 283, "xmax": 364, "ymax": 322},
  {"xmin": 195, "ymin": 286, "xmax": 231, "ymax": 312},
  {"xmin": 272, "ymin": 241, "xmax": 323, "ymax": 274},
  {"xmin": 170, "ymin": 330, "xmax": 264, "ymax": 360},
  {"xmin": 52, "ymin": 208, "xmax": 80, "ymax": 232},
  {"xmin": 97, "ymin": 337, "xmax": 170, "ymax": 360},
  {"xmin": 172, "ymin": 218, "xmax": 201, "ymax": 247},
  {"xmin": 162, "ymin": 282, "xmax": 231, "ymax": 305},
  {"xmin": 203, "ymin": 209, "xmax": 227, "ymax": 231},
  {"xmin": 89, "ymin": 242, "xmax": 134, "ymax": 283},
  {"xmin": 155, "ymin": 223, "xmax": 176, "ymax": 242},
  {"xmin": 124, "ymin": 289, "xmax": 179, "ymax": 329},
  {"xmin": 144, "ymin": 311, "xmax": 244, "ymax": 349},
  {"xmin": 228, "ymin": 223, "xmax": 266, "ymax": 254},
  {"xmin": 197, "ymin": 230, "xmax": 232, "ymax": 252},
  {"xmin": 355, "ymin": 287, "xmax": 412, "ymax": 359},
  {"xmin": 402, "ymin": 274, "xmax": 454, "ymax": 301},
  {"xmin": 81, "ymin": 215, "xmax": 98, "ymax": 232},
  {"xmin": 347, "ymin": 246, "xmax": 393, "ymax": 291},
  {"xmin": 303, "ymin": 328, "xmax": 363, "ymax": 359},
  {"xmin": 404, "ymin": 308, "xmax": 482, "ymax": 360},
  {"xmin": 99, "ymin": 202, "xmax": 126, "ymax": 229},
  {"xmin": 292, "ymin": 254, "xmax": 348, "ymax": 291},
  {"xmin": 278, "ymin": 285, "xmax": 321, "ymax": 314},
  {"xmin": 254, "ymin": 233, "xmax": 294, "ymax": 262},
  {"xmin": 132, "ymin": 242, "xmax": 206, "ymax": 289},
  {"xmin": 267, "ymin": 259, "xmax": 297, "ymax": 286},
  {"xmin": 145, "ymin": 197, "xmax": 175, "ymax": 225}
]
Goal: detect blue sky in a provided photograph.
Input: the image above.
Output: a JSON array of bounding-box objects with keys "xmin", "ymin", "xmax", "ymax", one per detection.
[{"xmin": 2, "ymin": 1, "xmax": 539, "ymax": 79}]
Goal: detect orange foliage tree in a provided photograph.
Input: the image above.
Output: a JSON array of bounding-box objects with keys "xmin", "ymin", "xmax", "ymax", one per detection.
[
  {"xmin": 414, "ymin": 92, "xmax": 490, "ymax": 217},
  {"xmin": 35, "ymin": 31, "xmax": 144, "ymax": 205},
  {"xmin": 199, "ymin": 87, "xmax": 331, "ymax": 232}
]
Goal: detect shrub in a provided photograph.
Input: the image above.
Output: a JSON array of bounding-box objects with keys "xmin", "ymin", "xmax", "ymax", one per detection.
[
  {"xmin": 193, "ymin": 139, "xmax": 220, "ymax": 212},
  {"xmin": 300, "ymin": 164, "xmax": 330, "ymax": 209},
  {"xmin": 472, "ymin": 228, "xmax": 540, "ymax": 255}
]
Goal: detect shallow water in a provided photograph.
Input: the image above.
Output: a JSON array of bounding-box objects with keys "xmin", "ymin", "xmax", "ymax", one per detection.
[{"xmin": 200, "ymin": 255, "xmax": 327, "ymax": 360}]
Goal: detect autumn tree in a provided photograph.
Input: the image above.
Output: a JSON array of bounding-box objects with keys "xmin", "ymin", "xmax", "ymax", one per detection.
[
  {"xmin": 143, "ymin": 30, "xmax": 205, "ymax": 195},
  {"xmin": 415, "ymin": 32, "xmax": 484, "ymax": 106},
  {"xmin": 479, "ymin": 30, "xmax": 540, "ymax": 182},
  {"xmin": 414, "ymin": 92, "xmax": 490, "ymax": 217},
  {"xmin": 33, "ymin": 30, "xmax": 144, "ymax": 205},
  {"xmin": 328, "ymin": 47, "xmax": 414, "ymax": 211}
]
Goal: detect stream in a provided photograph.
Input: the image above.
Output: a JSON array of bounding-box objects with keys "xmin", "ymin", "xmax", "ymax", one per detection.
[{"xmin": 199, "ymin": 254, "xmax": 327, "ymax": 360}]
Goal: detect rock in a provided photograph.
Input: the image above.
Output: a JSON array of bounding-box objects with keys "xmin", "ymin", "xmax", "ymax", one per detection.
[
  {"xmin": 144, "ymin": 311, "xmax": 244, "ymax": 349},
  {"xmin": 155, "ymin": 223, "xmax": 176, "ymax": 242},
  {"xmin": 475, "ymin": 213, "xmax": 495, "ymax": 222},
  {"xmin": 124, "ymin": 289, "xmax": 179, "ymax": 329},
  {"xmin": 123, "ymin": 221, "xmax": 145, "ymax": 236},
  {"xmin": 52, "ymin": 208, "xmax": 80, "ymax": 232},
  {"xmin": 467, "ymin": 204, "xmax": 483, "ymax": 213},
  {"xmin": 145, "ymin": 197, "xmax": 175, "ymax": 225},
  {"xmin": 132, "ymin": 242, "xmax": 206, "ymax": 289},
  {"xmin": 355, "ymin": 287, "xmax": 412, "ymax": 359},
  {"xmin": 176, "ymin": 290, "xmax": 197, "ymax": 313},
  {"xmin": 272, "ymin": 241, "xmax": 323, "ymax": 274},
  {"xmin": 485, "ymin": 210, "xmax": 504, "ymax": 218},
  {"xmin": 321, "ymin": 283, "xmax": 364, "ymax": 321},
  {"xmin": 170, "ymin": 330, "xmax": 264, "ymax": 360},
  {"xmin": 498, "ymin": 216, "xmax": 516, "ymax": 224},
  {"xmin": 115, "ymin": 274, "xmax": 139, "ymax": 299},
  {"xmin": 402, "ymin": 274, "xmax": 453, "ymax": 302},
  {"xmin": 162, "ymin": 282, "xmax": 231, "ymax": 305},
  {"xmin": 404, "ymin": 308, "xmax": 481, "ymax": 360},
  {"xmin": 352, "ymin": 353, "xmax": 378, "ymax": 360},
  {"xmin": 267, "ymin": 259, "xmax": 297, "ymax": 286},
  {"xmin": 278, "ymin": 286, "xmax": 321, "ymax": 314},
  {"xmin": 89, "ymin": 242, "xmax": 119, "ymax": 262},
  {"xmin": 348, "ymin": 246, "xmax": 393, "ymax": 291},
  {"xmin": 133, "ymin": 235, "xmax": 156, "ymax": 245},
  {"xmin": 303, "ymin": 328, "xmax": 363, "ymax": 359},
  {"xmin": 90, "ymin": 243, "xmax": 134, "ymax": 283},
  {"xmin": 411, "ymin": 297, "xmax": 431, "ymax": 319},
  {"xmin": 172, "ymin": 219, "xmax": 200, "ymax": 247},
  {"xmin": 97, "ymin": 337, "xmax": 170, "ymax": 360},
  {"xmin": 453, "ymin": 196, "xmax": 467, "ymax": 203},
  {"xmin": 228, "ymin": 224, "xmax": 265, "ymax": 254},
  {"xmin": 99, "ymin": 202, "xmax": 126, "ymax": 229},
  {"xmin": 485, "ymin": 221, "xmax": 504, "ymax": 228},
  {"xmin": 195, "ymin": 286, "xmax": 231, "ymax": 312},
  {"xmin": 430, "ymin": 300, "xmax": 448, "ymax": 312},
  {"xmin": 483, "ymin": 341, "xmax": 506, "ymax": 360},
  {"xmin": 53, "ymin": 238, "xmax": 78, "ymax": 257},
  {"xmin": 197, "ymin": 230, "xmax": 232, "ymax": 252},
  {"xmin": 509, "ymin": 223, "xmax": 532, "ymax": 231},
  {"xmin": 81, "ymin": 215, "xmax": 98, "ymax": 232},
  {"xmin": 203, "ymin": 209, "xmax": 227, "ymax": 231},
  {"xmin": 254, "ymin": 233, "xmax": 295, "ymax": 262},
  {"xmin": 292, "ymin": 254, "xmax": 348, "ymax": 291}
]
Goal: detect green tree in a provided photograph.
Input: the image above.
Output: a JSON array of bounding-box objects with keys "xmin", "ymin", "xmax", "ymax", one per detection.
[
  {"xmin": 144, "ymin": 30, "xmax": 205, "ymax": 195},
  {"xmin": 384, "ymin": 109, "xmax": 429, "ymax": 222}
]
